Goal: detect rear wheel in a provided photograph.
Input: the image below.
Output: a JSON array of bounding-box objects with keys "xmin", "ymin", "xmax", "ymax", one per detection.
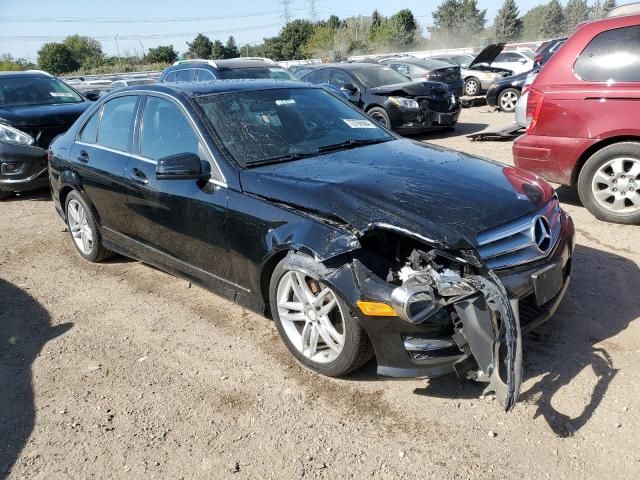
[
  {"xmin": 577, "ymin": 142, "xmax": 640, "ymax": 224},
  {"xmin": 367, "ymin": 107, "xmax": 391, "ymax": 129},
  {"xmin": 464, "ymin": 77, "xmax": 481, "ymax": 96},
  {"xmin": 269, "ymin": 256, "xmax": 373, "ymax": 377},
  {"xmin": 65, "ymin": 190, "xmax": 114, "ymax": 262},
  {"xmin": 498, "ymin": 88, "xmax": 520, "ymax": 113}
]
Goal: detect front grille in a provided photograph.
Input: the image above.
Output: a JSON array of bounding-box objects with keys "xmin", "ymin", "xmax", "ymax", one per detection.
[
  {"xmin": 23, "ymin": 124, "xmax": 72, "ymax": 149},
  {"xmin": 476, "ymin": 197, "xmax": 562, "ymax": 270}
]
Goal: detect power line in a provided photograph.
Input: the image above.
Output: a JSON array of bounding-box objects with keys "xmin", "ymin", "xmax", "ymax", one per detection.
[
  {"xmin": 279, "ymin": 0, "xmax": 293, "ymax": 24},
  {"xmin": 0, "ymin": 23, "xmax": 283, "ymax": 41},
  {"xmin": 308, "ymin": 0, "xmax": 318, "ymax": 21}
]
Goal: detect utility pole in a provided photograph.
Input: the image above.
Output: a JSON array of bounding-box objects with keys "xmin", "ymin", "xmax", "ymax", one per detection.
[
  {"xmin": 279, "ymin": 0, "xmax": 293, "ymax": 25},
  {"xmin": 307, "ymin": 0, "xmax": 317, "ymax": 22},
  {"xmin": 114, "ymin": 34, "xmax": 122, "ymax": 69}
]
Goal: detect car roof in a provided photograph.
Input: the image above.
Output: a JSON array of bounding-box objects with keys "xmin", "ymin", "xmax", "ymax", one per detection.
[
  {"xmin": 165, "ymin": 59, "xmax": 284, "ymax": 72},
  {"xmin": 0, "ymin": 70, "xmax": 52, "ymax": 79},
  {"xmin": 110, "ymin": 80, "xmax": 312, "ymax": 98},
  {"xmin": 303, "ymin": 62, "xmax": 386, "ymax": 72}
]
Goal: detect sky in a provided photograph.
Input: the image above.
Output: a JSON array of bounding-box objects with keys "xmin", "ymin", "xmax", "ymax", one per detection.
[{"xmin": 0, "ymin": 0, "xmax": 547, "ymax": 61}]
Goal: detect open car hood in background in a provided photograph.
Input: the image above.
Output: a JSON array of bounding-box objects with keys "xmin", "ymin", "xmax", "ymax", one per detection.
[{"xmin": 469, "ymin": 43, "xmax": 506, "ymax": 68}]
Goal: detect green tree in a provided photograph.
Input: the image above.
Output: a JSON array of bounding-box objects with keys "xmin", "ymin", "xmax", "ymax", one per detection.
[
  {"xmin": 211, "ymin": 40, "xmax": 225, "ymax": 59},
  {"xmin": 371, "ymin": 10, "xmax": 383, "ymax": 29},
  {"xmin": 494, "ymin": 0, "xmax": 522, "ymax": 42},
  {"xmin": 62, "ymin": 35, "xmax": 103, "ymax": 68},
  {"xmin": 564, "ymin": 0, "xmax": 590, "ymax": 34},
  {"xmin": 431, "ymin": 0, "xmax": 487, "ymax": 46},
  {"xmin": 592, "ymin": 0, "xmax": 617, "ymax": 19},
  {"xmin": 388, "ymin": 9, "xmax": 418, "ymax": 46},
  {"xmin": 278, "ymin": 20, "xmax": 315, "ymax": 60},
  {"xmin": 521, "ymin": 4, "xmax": 548, "ymax": 40},
  {"xmin": 602, "ymin": 0, "xmax": 617, "ymax": 16},
  {"xmin": 223, "ymin": 36, "xmax": 239, "ymax": 59},
  {"xmin": 144, "ymin": 45, "xmax": 178, "ymax": 64},
  {"xmin": 186, "ymin": 34, "xmax": 213, "ymax": 59},
  {"xmin": 303, "ymin": 24, "xmax": 337, "ymax": 58},
  {"xmin": 0, "ymin": 53, "xmax": 35, "ymax": 71},
  {"xmin": 37, "ymin": 43, "xmax": 79, "ymax": 74},
  {"xmin": 327, "ymin": 15, "xmax": 341, "ymax": 30},
  {"xmin": 541, "ymin": 0, "xmax": 565, "ymax": 38}
]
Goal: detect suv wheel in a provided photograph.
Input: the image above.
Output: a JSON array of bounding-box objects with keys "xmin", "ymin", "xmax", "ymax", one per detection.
[
  {"xmin": 498, "ymin": 88, "xmax": 520, "ymax": 112},
  {"xmin": 578, "ymin": 142, "xmax": 640, "ymax": 224},
  {"xmin": 65, "ymin": 190, "xmax": 114, "ymax": 262},
  {"xmin": 269, "ymin": 257, "xmax": 373, "ymax": 377},
  {"xmin": 464, "ymin": 77, "xmax": 481, "ymax": 96}
]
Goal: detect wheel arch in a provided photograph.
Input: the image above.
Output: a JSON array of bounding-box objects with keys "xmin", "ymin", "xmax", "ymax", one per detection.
[{"xmin": 571, "ymin": 136, "xmax": 640, "ymax": 186}]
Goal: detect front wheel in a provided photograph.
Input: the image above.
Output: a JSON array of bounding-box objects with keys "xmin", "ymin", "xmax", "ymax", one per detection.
[
  {"xmin": 269, "ymin": 256, "xmax": 373, "ymax": 377},
  {"xmin": 498, "ymin": 88, "xmax": 520, "ymax": 112},
  {"xmin": 367, "ymin": 107, "xmax": 391, "ymax": 129},
  {"xmin": 577, "ymin": 142, "xmax": 640, "ymax": 224},
  {"xmin": 464, "ymin": 77, "xmax": 481, "ymax": 96}
]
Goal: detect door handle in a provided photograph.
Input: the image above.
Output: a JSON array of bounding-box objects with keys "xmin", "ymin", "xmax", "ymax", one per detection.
[
  {"xmin": 77, "ymin": 150, "xmax": 89, "ymax": 163},
  {"xmin": 129, "ymin": 167, "xmax": 148, "ymax": 185}
]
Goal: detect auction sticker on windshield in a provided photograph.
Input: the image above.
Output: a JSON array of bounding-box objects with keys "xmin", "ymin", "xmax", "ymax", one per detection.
[{"xmin": 343, "ymin": 119, "xmax": 377, "ymax": 128}]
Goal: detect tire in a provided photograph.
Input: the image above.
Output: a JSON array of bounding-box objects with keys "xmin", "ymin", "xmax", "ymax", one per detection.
[
  {"xmin": 464, "ymin": 77, "xmax": 481, "ymax": 96},
  {"xmin": 497, "ymin": 88, "xmax": 520, "ymax": 113},
  {"xmin": 65, "ymin": 190, "xmax": 114, "ymax": 262},
  {"xmin": 577, "ymin": 142, "xmax": 640, "ymax": 224},
  {"xmin": 367, "ymin": 107, "xmax": 391, "ymax": 129},
  {"xmin": 269, "ymin": 255, "xmax": 373, "ymax": 377}
]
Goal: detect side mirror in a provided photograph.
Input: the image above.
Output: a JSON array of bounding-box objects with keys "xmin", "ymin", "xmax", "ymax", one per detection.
[
  {"xmin": 519, "ymin": 58, "xmax": 527, "ymax": 63},
  {"xmin": 156, "ymin": 152, "xmax": 211, "ymax": 181},
  {"xmin": 84, "ymin": 91, "xmax": 100, "ymax": 101},
  {"xmin": 341, "ymin": 83, "xmax": 358, "ymax": 94}
]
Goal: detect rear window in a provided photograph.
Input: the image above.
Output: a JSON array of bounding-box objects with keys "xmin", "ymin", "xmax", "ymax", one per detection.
[
  {"xmin": 574, "ymin": 25, "xmax": 640, "ymax": 82},
  {"xmin": 217, "ymin": 67, "xmax": 296, "ymax": 80}
]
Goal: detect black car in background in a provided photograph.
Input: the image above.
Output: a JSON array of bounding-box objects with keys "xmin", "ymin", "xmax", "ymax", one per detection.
[
  {"xmin": 533, "ymin": 37, "xmax": 567, "ymax": 68},
  {"xmin": 49, "ymin": 81, "xmax": 574, "ymax": 410},
  {"xmin": 380, "ymin": 57, "xmax": 464, "ymax": 96},
  {"xmin": 485, "ymin": 69, "xmax": 532, "ymax": 113},
  {"xmin": 300, "ymin": 63, "xmax": 460, "ymax": 133},
  {"xmin": 0, "ymin": 71, "xmax": 93, "ymax": 199},
  {"xmin": 160, "ymin": 58, "xmax": 297, "ymax": 82}
]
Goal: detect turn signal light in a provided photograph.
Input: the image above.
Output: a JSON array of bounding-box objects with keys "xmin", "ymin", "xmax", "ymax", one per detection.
[{"xmin": 357, "ymin": 300, "xmax": 398, "ymax": 317}]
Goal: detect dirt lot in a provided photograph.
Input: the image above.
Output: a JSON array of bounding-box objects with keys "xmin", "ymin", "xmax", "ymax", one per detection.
[{"xmin": 1, "ymin": 106, "xmax": 639, "ymax": 480}]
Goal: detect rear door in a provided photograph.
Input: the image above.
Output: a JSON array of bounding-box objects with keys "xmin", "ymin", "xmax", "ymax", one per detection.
[
  {"xmin": 124, "ymin": 94, "xmax": 229, "ymax": 281},
  {"xmin": 72, "ymin": 95, "xmax": 139, "ymax": 236}
]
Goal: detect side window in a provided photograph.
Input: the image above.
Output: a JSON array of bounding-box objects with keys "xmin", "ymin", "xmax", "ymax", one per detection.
[
  {"xmin": 390, "ymin": 63, "xmax": 410, "ymax": 76},
  {"xmin": 303, "ymin": 69, "xmax": 329, "ymax": 84},
  {"xmin": 175, "ymin": 69, "xmax": 197, "ymax": 82},
  {"xmin": 197, "ymin": 69, "xmax": 215, "ymax": 81},
  {"xmin": 494, "ymin": 53, "xmax": 510, "ymax": 62},
  {"xmin": 97, "ymin": 96, "xmax": 137, "ymax": 152},
  {"xmin": 329, "ymin": 70, "xmax": 353, "ymax": 88},
  {"xmin": 79, "ymin": 107, "xmax": 101, "ymax": 143},
  {"xmin": 574, "ymin": 26, "xmax": 640, "ymax": 82},
  {"xmin": 164, "ymin": 71, "xmax": 177, "ymax": 82},
  {"xmin": 140, "ymin": 97, "xmax": 203, "ymax": 161}
]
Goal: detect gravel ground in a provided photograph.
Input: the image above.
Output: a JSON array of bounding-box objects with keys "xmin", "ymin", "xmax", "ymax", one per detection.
[{"xmin": 1, "ymin": 106, "xmax": 639, "ymax": 480}]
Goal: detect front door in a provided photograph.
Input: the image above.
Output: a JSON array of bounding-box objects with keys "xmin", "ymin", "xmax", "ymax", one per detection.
[{"xmin": 124, "ymin": 95, "xmax": 230, "ymax": 284}]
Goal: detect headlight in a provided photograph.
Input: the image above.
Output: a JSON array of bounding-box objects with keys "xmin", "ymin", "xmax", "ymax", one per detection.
[
  {"xmin": 0, "ymin": 124, "xmax": 34, "ymax": 146},
  {"xmin": 388, "ymin": 96, "xmax": 420, "ymax": 109}
]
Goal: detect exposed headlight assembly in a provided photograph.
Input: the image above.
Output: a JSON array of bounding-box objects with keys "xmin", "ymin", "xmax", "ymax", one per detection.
[
  {"xmin": 0, "ymin": 124, "xmax": 34, "ymax": 146},
  {"xmin": 388, "ymin": 96, "xmax": 420, "ymax": 109}
]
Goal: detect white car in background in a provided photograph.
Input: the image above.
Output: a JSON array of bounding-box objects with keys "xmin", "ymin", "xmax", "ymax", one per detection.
[
  {"xmin": 515, "ymin": 70, "xmax": 538, "ymax": 127},
  {"xmin": 491, "ymin": 50, "xmax": 535, "ymax": 75}
]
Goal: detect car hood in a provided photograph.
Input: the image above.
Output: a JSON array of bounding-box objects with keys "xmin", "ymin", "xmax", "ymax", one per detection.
[
  {"xmin": 469, "ymin": 43, "xmax": 506, "ymax": 68},
  {"xmin": 0, "ymin": 101, "xmax": 91, "ymax": 128},
  {"xmin": 369, "ymin": 81, "xmax": 448, "ymax": 97},
  {"xmin": 240, "ymin": 139, "xmax": 553, "ymax": 250}
]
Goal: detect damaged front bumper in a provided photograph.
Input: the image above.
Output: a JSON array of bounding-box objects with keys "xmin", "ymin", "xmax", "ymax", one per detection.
[
  {"xmin": 317, "ymin": 211, "xmax": 574, "ymax": 410},
  {"xmin": 0, "ymin": 141, "xmax": 49, "ymax": 194}
]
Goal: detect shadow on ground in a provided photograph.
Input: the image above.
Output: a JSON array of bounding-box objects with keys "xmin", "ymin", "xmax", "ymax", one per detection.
[
  {"xmin": 1, "ymin": 188, "xmax": 50, "ymax": 203},
  {"xmin": 352, "ymin": 244, "xmax": 638, "ymax": 436},
  {"xmin": 0, "ymin": 278, "xmax": 72, "ymax": 476},
  {"xmin": 411, "ymin": 122, "xmax": 489, "ymax": 141}
]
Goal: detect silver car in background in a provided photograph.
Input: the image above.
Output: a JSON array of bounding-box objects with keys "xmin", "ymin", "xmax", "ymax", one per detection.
[
  {"xmin": 431, "ymin": 51, "xmax": 512, "ymax": 96},
  {"xmin": 515, "ymin": 71, "xmax": 538, "ymax": 128}
]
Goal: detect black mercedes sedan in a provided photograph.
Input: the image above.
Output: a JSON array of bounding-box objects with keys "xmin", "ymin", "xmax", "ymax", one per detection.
[
  {"xmin": 300, "ymin": 63, "xmax": 460, "ymax": 133},
  {"xmin": 49, "ymin": 81, "xmax": 574, "ymax": 410},
  {"xmin": 0, "ymin": 71, "xmax": 93, "ymax": 199}
]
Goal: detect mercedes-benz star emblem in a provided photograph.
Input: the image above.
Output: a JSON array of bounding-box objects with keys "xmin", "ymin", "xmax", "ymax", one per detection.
[{"xmin": 532, "ymin": 216, "xmax": 552, "ymax": 253}]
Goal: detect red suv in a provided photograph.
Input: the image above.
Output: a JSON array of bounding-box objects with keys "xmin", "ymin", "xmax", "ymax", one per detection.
[{"xmin": 513, "ymin": 12, "xmax": 640, "ymax": 224}]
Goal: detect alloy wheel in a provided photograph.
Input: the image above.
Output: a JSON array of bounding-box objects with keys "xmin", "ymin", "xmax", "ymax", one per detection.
[
  {"xmin": 499, "ymin": 90, "xmax": 518, "ymax": 112},
  {"xmin": 465, "ymin": 79, "xmax": 479, "ymax": 96},
  {"xmin": 276, "ymin": 271, "xmax": 345, "ymax": 364},
  {"xmin": 67, "ymin": 199, "xmax": 94, "ymax": 254},
  {"xmin": 591, "ymin": 156, "xmax": 640, "ymax": 214}
]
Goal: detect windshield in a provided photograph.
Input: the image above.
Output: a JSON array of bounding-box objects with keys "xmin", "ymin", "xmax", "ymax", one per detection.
[
  {"xmin": 352, "ymin": 67, "xmax": 409, "ymax": 87},
  {"xmin": 519, "ymin": 49, "xmax": 535, "ymax": 60},
  {"xmin": 0, "ymin": 77, "xmax": 84, "ymax": 107},
  {"xmin": 195, "ymin": 87, "xmax": 394, "ymax": 167},
  {"xmin": 452, "ymin": 55, "xmax": 474, "ymax": 68},
  {"xmin": 217, "ymin": 67, "xmax": 296, "ymax": 80}
]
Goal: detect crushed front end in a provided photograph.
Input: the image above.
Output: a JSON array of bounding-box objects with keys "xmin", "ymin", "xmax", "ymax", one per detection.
[{"xmin": 320, "ymin": 197, "xmax": 574, "ymax": 411}]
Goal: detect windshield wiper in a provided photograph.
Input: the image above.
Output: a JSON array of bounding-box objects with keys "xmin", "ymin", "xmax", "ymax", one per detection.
[
  {"xmin": 316, "ymin": 138, "xmax": 391, "ymax": 154},
  {"xmin": 245, "ymin": 152, "xmax": 317, "ymax": 168}
]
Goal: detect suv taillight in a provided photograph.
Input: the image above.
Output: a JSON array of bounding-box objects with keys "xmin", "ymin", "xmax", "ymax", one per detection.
[{"xmin": 526, "ymin": 88, "xmax": 544, "ymax": 134}]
